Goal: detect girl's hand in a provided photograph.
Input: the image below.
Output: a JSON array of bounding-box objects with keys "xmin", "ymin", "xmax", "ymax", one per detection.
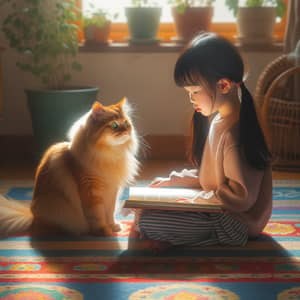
[
  {"xmin": 149, "ymin": 170, "xmax": 198, "ymax": 188},
  {"xmin": 149, "ymin": 177, "xmax": 172, "ymax": 187}
]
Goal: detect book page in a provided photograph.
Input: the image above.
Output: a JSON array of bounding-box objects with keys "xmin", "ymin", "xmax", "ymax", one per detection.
[{"xmin": 129, "ymin": 187, "xmax": 221, "ymax": 206}]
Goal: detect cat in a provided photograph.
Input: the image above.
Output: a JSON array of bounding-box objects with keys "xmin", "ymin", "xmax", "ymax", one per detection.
[{"xmin": 0, "ymin": 97, "xmax": 139, "ymax": 237}]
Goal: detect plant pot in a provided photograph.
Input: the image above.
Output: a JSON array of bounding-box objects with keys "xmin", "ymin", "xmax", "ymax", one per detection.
[
  {"xmin": 25, "ymin": 86, "xmax": 99, "ymax": 159},
  {"xmin": 237, "ymin": 7, "xmax": 276, "ymax": 45},
  {"xmin": 125, "ymin": 7, "xmax": 162, "ymax": 44},
  {"xmin": 84, "ymin": 21, "xmax": 111, "ymax": 45},
  {"xmin": 171, "ymin": 6, "xmax": 213, "ymax": 42}
]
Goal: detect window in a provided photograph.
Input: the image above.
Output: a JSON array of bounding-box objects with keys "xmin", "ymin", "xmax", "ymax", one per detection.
[
  {"xmin": 83, "ymin": 0, "xmax": 235, "ymax": 23},
  {"xmin": 80, "ymin": 0, "xmax": 287, "ymax": 43}
]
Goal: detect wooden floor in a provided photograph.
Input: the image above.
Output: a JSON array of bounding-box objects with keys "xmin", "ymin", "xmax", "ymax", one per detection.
[{"xmin": 1, "ymin": 158, "xmax": 300, "ymax": 181}]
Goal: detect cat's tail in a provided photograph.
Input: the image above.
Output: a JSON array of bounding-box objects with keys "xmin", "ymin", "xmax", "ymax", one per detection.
[{"xmin": 0, "ymin": 194, "xmax": 33, "ymax": 237}]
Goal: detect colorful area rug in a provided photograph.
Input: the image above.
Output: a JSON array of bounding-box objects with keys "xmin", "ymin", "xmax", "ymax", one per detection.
[{"xmin": 0, "ymin": 180, "xmax": 300, "ymax": 299}]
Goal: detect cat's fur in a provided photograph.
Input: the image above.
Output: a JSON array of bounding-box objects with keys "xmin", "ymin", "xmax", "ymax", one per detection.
[{"xmin": 0, "ymin": 98, "xmax": 139, "ymax": 237}]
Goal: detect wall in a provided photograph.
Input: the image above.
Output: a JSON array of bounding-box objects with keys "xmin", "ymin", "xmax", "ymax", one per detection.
[
  {"xmin": 0, "ymin": 49, "xmax": 282, "ymax": 137},
  {"xmin": 0, "ymin": 5, "xmax": 282, "ymax": 138}
]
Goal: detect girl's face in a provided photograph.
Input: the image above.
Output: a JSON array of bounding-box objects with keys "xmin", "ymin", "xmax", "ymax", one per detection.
[{"xmin": 184, "ymin": 85, "xmax": 216, "ymax": 117}]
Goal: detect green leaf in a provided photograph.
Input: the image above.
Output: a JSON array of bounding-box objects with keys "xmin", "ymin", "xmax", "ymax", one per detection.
[
  {"xmin": 23, "ymin": 49, "xmax": 32, "ymax": 55},
  {"xmin": 42, "ymin": 76, "xmax": 49, "ymax": 85},
  {"xmin": 276, "ymin": 0, "xmax": 285, "ymax": 18},
  {"xmin": 13, "ymin": 18, "xmax": 22, "ymax": 28},
  {"xmin": 16, "ymin": 62, "xmax": 31, "ymax": 72},
  {"xmin": 225, "ymin": 0, "xmax": 239, "ymax": 16},
  {"xmin": 71, "ymin": 61, "xmax": 82, "ymax": 71},
  {"xmin": 31, "ymin": 67, "xmax": 41, "ymax": 75},
  {"xmin": 39, "ymin": 64, "xmax": 51, "ymax": 73},
  {"xmin": 63, "ymin": 73, "xmax": 71, "ymax": 81},
  {"xmin": 177, "ymin": 3, "xmax": 187, "ymax": 14},
  {"xmin": 245, "ymin": 0, "xmax": 264, "ymax": 6},
  {"xmin": 35, "ymin": 30, "xmax": 43, "ymax": 41}
]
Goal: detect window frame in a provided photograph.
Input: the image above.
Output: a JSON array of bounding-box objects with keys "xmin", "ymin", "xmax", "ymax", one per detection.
[{"xmin": 77, "ymin": 0, "xmax": 287, "ymax": 44}]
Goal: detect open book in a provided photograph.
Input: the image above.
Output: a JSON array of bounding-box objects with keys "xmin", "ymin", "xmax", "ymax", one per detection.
[{"xmin": 124, "ymin": 187, "xmax": 223, "ymax": 212}]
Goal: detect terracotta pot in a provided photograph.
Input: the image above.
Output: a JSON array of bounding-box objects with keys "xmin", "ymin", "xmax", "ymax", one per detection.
[
  {"xmin": 171, "ymin": 6, "xmax": 213, "ymax": 42},
  {"xmin": 84, "ymin": 21, "xmax": 111, "ymax": 45},
  {"xmin": 237, "ymin": 7, "xmax": 276, "ymax": 45}
]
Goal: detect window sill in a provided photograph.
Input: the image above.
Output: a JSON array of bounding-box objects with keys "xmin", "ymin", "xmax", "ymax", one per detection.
[{"xmin": 80, "ymin": 42, "xmax": 284, "ymax": 53}]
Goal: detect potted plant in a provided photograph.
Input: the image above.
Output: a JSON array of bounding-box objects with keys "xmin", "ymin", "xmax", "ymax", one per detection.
[
  {"xmin": 225, "ymin": 0, "xmax": 286, "ymax": 45},
  {"xmin": 1, "ymin": 0, "xmax": 99, "ymax": 158},
  {"xmin": 169, "ymin": 0, "xmax": 215, "ymax": 42},
  {"xmin": 83, "ymin": 3, "xmax": 117, "ymax": 45},
  {"xmin": 125, "ymin": 0, "xmax": 162, "ymax": 44}
]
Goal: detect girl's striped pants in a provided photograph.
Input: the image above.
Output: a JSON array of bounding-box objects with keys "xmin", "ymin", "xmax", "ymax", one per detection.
[{"xmin": 138, "ymin": 209, "xmax": 248, "ymax": 246}]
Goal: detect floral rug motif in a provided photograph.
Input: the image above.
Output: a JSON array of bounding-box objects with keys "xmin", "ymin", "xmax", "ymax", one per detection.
[{"xmin": 0, "ymin": 180, "xmax": 300, "ymax": 300}]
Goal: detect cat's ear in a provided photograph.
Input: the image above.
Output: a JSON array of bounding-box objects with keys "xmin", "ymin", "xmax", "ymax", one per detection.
[
  {"xmin": 118, "ymin": 97, "xmax": 132, "ymax": 115},
  {"xmin": 117, "ymin": 97, "xmax": 127, "ymax": 107},
  {"xmin": 91, "ymin": 101, "xmax": 105, "ymax": 120},
  {"xmin": 92, "ymin": 101, "xmax": 104, "ymax": 111}
]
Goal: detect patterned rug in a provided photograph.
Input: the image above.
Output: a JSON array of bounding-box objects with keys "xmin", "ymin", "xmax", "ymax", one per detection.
[{"xmin": 0, "ymin": 180, "xmax": 300, "ymax": 300}]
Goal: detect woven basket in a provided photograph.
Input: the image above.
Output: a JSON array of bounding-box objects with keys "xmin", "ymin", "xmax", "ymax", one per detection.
[{"xmin": 255, "ymin": 55, "xmax": 300, "ymax": 171}]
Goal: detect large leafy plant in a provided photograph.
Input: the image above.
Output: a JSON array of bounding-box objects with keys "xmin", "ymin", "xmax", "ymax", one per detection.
[
  {"xmin": 0, "ymin": 0, "xmax": 82, "ymax": 89},
  {"xmin": 225, "ymin": 0, "xmax": 285, "ymax": 18}
]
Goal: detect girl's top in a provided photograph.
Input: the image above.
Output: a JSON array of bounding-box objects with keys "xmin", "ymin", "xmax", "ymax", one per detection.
[{"xmin": 199, "ymin": 113, "xmax": 273, "ymax": 238}]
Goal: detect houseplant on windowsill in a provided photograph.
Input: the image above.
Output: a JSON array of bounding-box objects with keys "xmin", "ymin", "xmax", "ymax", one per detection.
[
  {"xmin": 83, "ymin": 3, "xmax": 118, "ymax": 45},
  {"xmin": 125, "ymin": 0, "xmax": 162, "ymax": 45},
  {"xmin": 1, "ymin": 0, "xmax": 99, "ymax": 159},
  {"xmin": 225, "ymin": 0, "xmax": 286, "ymax": 45},
  {"xmin": 168, "ymin": 0, "xmax": 215, "ymax": 43}
]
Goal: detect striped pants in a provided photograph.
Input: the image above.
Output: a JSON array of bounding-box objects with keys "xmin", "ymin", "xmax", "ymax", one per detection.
[{"xmin": 138, "ymin": 210, "xmax": 248, "ymax": 247}]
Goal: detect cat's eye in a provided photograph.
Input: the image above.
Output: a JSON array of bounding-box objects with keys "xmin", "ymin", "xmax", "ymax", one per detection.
[
  {"xmin": 111, "ymin": 121, "xmax": 119, "ymax": 130},
  {"xmin": 192, "ymin": 88, "xmax": 202, "ymax": 95}
]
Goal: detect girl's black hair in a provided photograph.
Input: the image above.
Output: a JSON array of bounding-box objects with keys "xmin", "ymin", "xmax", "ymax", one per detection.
[{"xmin": 174, "ymin": 32, "xmax": 271, "ymax": 169}]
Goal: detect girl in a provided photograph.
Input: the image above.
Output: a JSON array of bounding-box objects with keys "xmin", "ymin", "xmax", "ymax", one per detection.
[{"xmin": 138, "ymin": 32, "xmax": 273, "ymax": 252}]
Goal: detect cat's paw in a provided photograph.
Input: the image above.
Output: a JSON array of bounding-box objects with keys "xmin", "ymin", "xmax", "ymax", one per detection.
[
  {"xmin": 91, "ymin": 226, "xmax": 113, "ymax": 237},
  {"xmin": 102, "ymin": 226, "xmax": 114, "ymax": 236},
  {"xmin": 110, "ymin": 223, "xmax": 121, "ymax": 232}
]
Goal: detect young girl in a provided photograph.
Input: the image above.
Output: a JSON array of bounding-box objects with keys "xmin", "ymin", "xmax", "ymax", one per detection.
[{"xmin": 138, "ymin": 32, "xmax": 273, "ymax": 251}]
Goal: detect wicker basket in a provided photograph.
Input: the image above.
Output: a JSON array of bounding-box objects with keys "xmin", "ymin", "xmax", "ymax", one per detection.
[
  {"xmin": 255, "ymin": 55, "xmax": 300, "ymax": 171},
  {"xmin": 255, "ymin": 55, "xmax": 294, "ymax": 107}
]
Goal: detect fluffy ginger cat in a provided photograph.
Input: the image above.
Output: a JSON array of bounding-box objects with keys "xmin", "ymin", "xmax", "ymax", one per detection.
[{"xmin": 0, "ymin": 98, "xmax": 139, "ymax": 237}]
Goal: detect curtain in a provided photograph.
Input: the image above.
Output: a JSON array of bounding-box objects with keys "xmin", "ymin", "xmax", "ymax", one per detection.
[
  {"xmin": 284, "ymin": 0, "xmax": 300, "ymax": 52},
  {"xmin": 284, "ymin": 0, "xmax": 300, "ymax": 101}
]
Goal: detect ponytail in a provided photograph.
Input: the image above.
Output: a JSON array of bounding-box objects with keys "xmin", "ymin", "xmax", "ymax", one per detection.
[
  {"xmin": 188, "ymin": 111, "xmax": 209, "ymax": 167},
  {"xmin": 239, "ymin": 82, "xmax": 271, "ymax": 169}
]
